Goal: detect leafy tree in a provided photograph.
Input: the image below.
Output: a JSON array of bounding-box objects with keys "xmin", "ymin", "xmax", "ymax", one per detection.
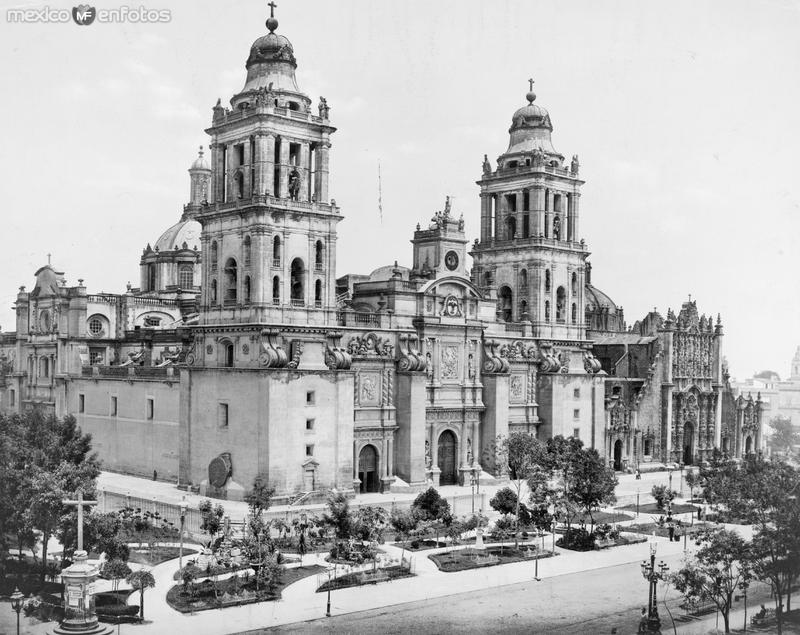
[
  {"xmin": 768, "ymin": 416, "xmax": 799, "ymax": 456},
  {"xmin": 490, "ymin": 487, "xmax": 533, "ymax": 526},
  {"xmin": 669, "ymin": 528, "xmax": 755, "ymax": 633},
  {"xmin": 102, "ymin": 558, "xmax": 132, "ymax": 592},
  {"xmin": 198, "ymin": 499, "xmax": 225, "ymax": 548},
  {"xmin": 390, "ymin": 507, "xmax": 420, "ymax": 558},
  {"xmin": 244, "ymin": 476, "xmax": 275, "ymax": 562},
  {"xmin": 543, "ymin": 435, "xmax": 585, "ymax": 532},
  {"xmin": 324, "ymin": 491, "xmax": 353, "ymax": 545},
  {"xmin": 352, "ymin": 506, "xmax": 388, "ymax": 543},
  {"xmin": 569, "ymin": 448, "xmax": 617, "ymax": 534},
  {"xmin": 57, "ymin": 510, "xmax": 129, "ymax": 562},
  {"xmin": 411, "ymin": 488, "xmax": 452, "ymax": 525},
  {"xmin": 181, "ymin": 564, "xmax": 198, "ymax": 597},
  {"xmin": 651, "ymin": 484, "xmax": 676, "ymax": 512},
  {"xmin": 126, "ymin": 569, "xmax": 156, "ymax": 619}
]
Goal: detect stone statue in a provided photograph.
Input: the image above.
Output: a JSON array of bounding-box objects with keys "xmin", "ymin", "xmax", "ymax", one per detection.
[
  {"xmin": 458, "ymin": 214, "xmax": 465, "ymax": 231},
  {"xmin": 288, "ymin": 168, "xmax": 301, "ymax": 201},
  {"xmin": 532, "ymin": 149, "xmax": 544, "ymax": 166},
  {"xmin": 467, "ymin": 437, "xmax": 473, "ymax": 465},
  {"xmin": 571, "ymin": 154, "xmax": 580, "ymax": 174},
  {"xmin": 482, "ymin": 154, "xmax": 491, "ymax": 176},
  {"xmin": 443, "ymin": 196, "xmax": 451, "ymax": 220},
  {"xmin": 424, "ymin": 440, "xmax": 432, "ymax": 469},
  {"xmin": 553, "ymin": 216, "xmax": 560, "ymax": 240},
  {"xmin": 318, "ymin": 96, "xmax": 330, "ymax": 119}
]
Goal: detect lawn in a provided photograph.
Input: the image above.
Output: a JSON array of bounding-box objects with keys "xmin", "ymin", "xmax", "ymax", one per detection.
[
  {"xmin": 624, "ymin": 521, "xmax": 716, "ymax": 539},
  {"xmin": 166, "ymin": 565, "xmax": 325, "ymax": 613},
  {"xmin": 316, "ymin": 565, "xmax": 414, "ymax": 592},
  {"xmin": 392, "ymin": 539, "xmax": 449, "ymax": 552},
  {"xmin": 429, "ymin": 546, "xmax": 556, "ymax": 573},
  {"xmin": 128, "ymin": 546, "xmax": 186, "ymax": 566},
  {"xmin": 616, "ymin": 502, "xmax": 698, "ymax": 515}
]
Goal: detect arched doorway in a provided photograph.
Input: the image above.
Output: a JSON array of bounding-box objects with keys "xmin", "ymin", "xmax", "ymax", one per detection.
[
  {"xmin": 745, "ymin": 436, "xmax": 753, "ymax": 455},
  {"xmin": 613, "ymin": 440, "xmax": 623, "ymax": 472},
  {"xmin": 437, "ymin": 431, "xmax": 458, "ymax": 485},
  {"xmin": 497, "ymin": 286, "xmax": 513, "ymax": 322},
  {"xmin": 358, "ymin": 445, "xmax": 380, "ymax": 493},
  {"xmin": 683, "ymin": 423, "xmax": 694, "ymax": 465}
]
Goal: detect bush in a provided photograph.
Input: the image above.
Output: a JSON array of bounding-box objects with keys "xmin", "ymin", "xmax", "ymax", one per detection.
[
  {"xmin": 651, "ymin": 484, "xmax": 676, "ymax": 511},
  {"xmin": 556, "ymin": 527, "xmax": 596, "ymax": 551},
  {"xmin": 411, "ymin": 488, "xmax": 452, "ymax": 525},
  {"xmin": 96, "ymin": 604, "xmax": 140, "ymax": 617},
  {"xmin": 410, "ymin": 540, "xmax": 420, "ymax": 549}
]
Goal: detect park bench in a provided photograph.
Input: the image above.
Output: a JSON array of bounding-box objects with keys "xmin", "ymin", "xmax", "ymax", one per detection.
[{"xmin": 751, "ymin": 608, "xmax": 777, "ymax": 627}]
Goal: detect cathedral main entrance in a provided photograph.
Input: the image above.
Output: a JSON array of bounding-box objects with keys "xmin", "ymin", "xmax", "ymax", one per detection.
[
  {"xmin": 358, "ymin": 445, "xmax": 380, "ymax": 493},
  {"xmin": 613, "ymin": 440, "xmax": 623, "ymax": 471},
  {"xmin": 438, "ymin": 431, "xmax": 458, "ymax": 485},
  {"xmin": 683, "ymin": 423, "xmax": 694, "ymax": 465}
]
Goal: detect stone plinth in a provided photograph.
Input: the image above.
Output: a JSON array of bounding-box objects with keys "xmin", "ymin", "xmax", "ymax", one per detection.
[{"xmin": 49, "ymin": 551, "xmax": 112, "ymax": 635}]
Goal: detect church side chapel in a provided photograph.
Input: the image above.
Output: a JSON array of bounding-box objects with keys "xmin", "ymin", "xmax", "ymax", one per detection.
[{"xmin": 0, "ymin": 7, "xmax": 763, "ymax": 500}]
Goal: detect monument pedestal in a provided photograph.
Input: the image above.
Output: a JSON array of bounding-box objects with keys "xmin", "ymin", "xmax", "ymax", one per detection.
[{"xmin": 49, "ymin": 551, "xmax": 112, "ymax": 635}]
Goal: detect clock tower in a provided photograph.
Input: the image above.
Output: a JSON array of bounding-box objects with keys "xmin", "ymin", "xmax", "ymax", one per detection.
[{"xmin": 410, "ymin": 196, "xmax": 468, "ymax": 281}]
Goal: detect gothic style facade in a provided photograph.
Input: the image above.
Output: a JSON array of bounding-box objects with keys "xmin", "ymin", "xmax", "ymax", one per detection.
[{"xmin": 0, "ymin": 11, "xmax": 762, "ymax": 499}]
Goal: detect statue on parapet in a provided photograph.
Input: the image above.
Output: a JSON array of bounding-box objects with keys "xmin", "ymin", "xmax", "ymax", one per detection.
[
  {"xmin": 288, "ymin": 168, "xmax": 301, "ymax": 200},
  {"xmin": 318, "ymin": 96, "xmax": 330, "ymax": 119}
]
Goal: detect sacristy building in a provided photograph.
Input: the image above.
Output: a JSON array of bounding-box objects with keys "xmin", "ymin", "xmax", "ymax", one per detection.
[{"xmin": 0, "ymin": 11, "xmax": 762, "ymax": 500}]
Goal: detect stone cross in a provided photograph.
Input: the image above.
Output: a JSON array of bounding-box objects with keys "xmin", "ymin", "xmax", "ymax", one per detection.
[
  {"xmin": 268, "ymin": 1, "xmax": 277, "ymax": 17},
  {"xmin": 62, "ymin": 490, "xmax": 98, "ymax": 552},
  {"xmin": 528, "ymin": 78, "xmax": 534, "ymax": 91}
]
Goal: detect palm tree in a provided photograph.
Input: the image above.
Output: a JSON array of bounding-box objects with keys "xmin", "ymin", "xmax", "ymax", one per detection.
[{"xmin": 126, "ymin": 569, "xmax": 156, "ymax": 619}]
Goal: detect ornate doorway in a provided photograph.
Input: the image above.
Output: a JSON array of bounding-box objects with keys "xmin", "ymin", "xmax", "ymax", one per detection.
[
  {"xmin": 683, "ymin": 423, "xmax": 694, "ymax": 465},
  {"xmin": 613, "ymin": 440, "xmax": 623, "ymax": 472},
  {"xmin": 745, "ymin": 436, "xmax": 753, "ymax": 455},
  {"xmin": 358, "ymin": 445, "xmax": 380, "ymax": 493},
  {"xmin": 438, "ymin": 431, "xmax": 458, "ymax": 485}
]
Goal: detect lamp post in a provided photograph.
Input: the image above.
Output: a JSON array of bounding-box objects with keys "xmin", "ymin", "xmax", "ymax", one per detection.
[
  {"xmin": 470, "ymin": 470, "xmax": 477, "ymax": 515},
  {"xmin": 668, "ymin": 468, "xmax": 673, "ymax": 492},
  {"xmin": 678, "ymin": 462, "xmax": 684, "ymax": 498},
  {"xmin": 178, "ymin": 496, "xmax": 188, "ymax": 573},
  {"xmin": 533, "ymin": 528, "xmax": 544, "ymax": 581},
  {"xmin": 10, "ymin": 586, "xmax": 23, "ymax": 635},
  {"xmin": 739, "ymin": 578, "xmax": 750, "ymax": 633},
  {"xmin": 636, "ymin": 487, "xmax": 640, "ymax": 518},
  {"xmin": 325, "ymin": 563, "xmax": 336, "ymax": 617},
  {"xmin": 640, "ymin": 539, "xmax": 669, "ymax": 633}
]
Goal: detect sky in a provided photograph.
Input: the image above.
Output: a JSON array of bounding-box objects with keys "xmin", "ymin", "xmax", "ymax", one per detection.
[{"xmin": 0, "ymin": 0, "xmax": 798, "ymax": 380}]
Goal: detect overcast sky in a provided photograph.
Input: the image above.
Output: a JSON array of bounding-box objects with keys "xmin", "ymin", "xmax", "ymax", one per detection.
[{"xmin": 1, "ymin": 0, "xmax": 798, "ymax": 380}]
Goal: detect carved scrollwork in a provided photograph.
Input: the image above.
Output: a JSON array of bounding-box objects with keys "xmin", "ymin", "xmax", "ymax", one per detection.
[
  {"xmin": 583, "ymin": 351, "xmax": 602, "ymax": 374},
  {"xmin": 287, "ymin": 341, "xmax": 304, "ymax": 369},
  {"xmin": 482, "ymin": 340, "xmax": 510, "ymax": 374},
  {"xmin": 397, "ymin": 333, "xmax": 426, "ymax": 372},
  {"xmin": 538, "ymin": 347, "xmax": 561, "ymax": 373},
  {"xmin": 500, "ymin": 340, "xmax": 537, "ymax": 361},
  {"xmin": 325, "ymin": 332, "xmax": 352, "ymax": 370},
  {"xmin": 346, "ymin": 331, "xmax": 394, "ymax": 358},
  {"xmin": 258, "ymin": 328, "xmax": 289, "ymax": 368}
]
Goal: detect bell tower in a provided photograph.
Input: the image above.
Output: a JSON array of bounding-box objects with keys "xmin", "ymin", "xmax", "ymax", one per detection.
[
  {"xmin": 470, "ymin": 81, "xmax": 588, "ymax": 341},
  {"xmin": 197, "ymin": 5, "xmax": 340, "ymax": 326}
]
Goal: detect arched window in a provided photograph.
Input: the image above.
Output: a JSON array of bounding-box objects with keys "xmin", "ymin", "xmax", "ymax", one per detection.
[
  {"xmin": 272, "ymin": 236, "xmax": 281, "ymax": 267},
  {"xmin": 290, "ymin": 258, "xmax": 305, "ymax": 305},
  {"xmin": 571, "ymin": 272, "xmax": 578, "ymax": 295},
  {"xmin": 210, "ymin": 241, "xmax": 218, "ymax": 272},
  {"xmin": 39, "ymin": 357, "xmax": 49, "ymax": 378},
  {"xmin": 243, "ymin": 235, "xmax": 252, "ymax": 267},
  {"xmin": 483, "ymin": 271, "xmax": 493, "ymax": 287},
  {"xmin": 545, "ymin": 269, "xmax": 551, "ymax": 293},
  {"xmin": 556, "ymin": 286, "xmax": 566, "ymax": 323},
  {"xmin": 314, "ymin": 279, "xmax": 322, "ymax": 307},
  {"xmin": 497, "ymin": 286, "xmax": 513, "ymax": 322},
  {"xmin": 272, "ymin": 276, "xmax": 280, "ymax": 305},
  {"xmin": 545, "ymin": 300, "xmax": 551, "ymax": 322},
  {"xmin": 520, "ymin": 300, "xmax": 528, "ymax": 318},
  {"xmin": 147, "ymin": 263, "xmax": 156, "ymax": 291},
  {"xmin": 221, "ymin": 341, "xmax": 234, "ymax": 367},
  {"xmin": 224, "ymin": 258, "xmax": 238, "ymax": 303},
  {"xmin": 571, "ymin": 303, "xmax": 577, "ymax": 324},
  {"xmin": 234, "ymin": 171, "xmax": 244, "ymax": 199},
  {"xmin": 211, "ymin": 279, "xmax": 218, "ymax": 304},
  {"xmin": 644, "ymin": 439, "xmax": 652, "ymax": 456},
  {"xmin": 315, "ymin": 240, "xmax": 324, "ymax": 271},
  {"xmin": 179, "ymin": 265, "xmax": 193, "ymax": 289},
  {"xmin": 244, "ymin": 275, "xmax": 251, "ymax": 304}
]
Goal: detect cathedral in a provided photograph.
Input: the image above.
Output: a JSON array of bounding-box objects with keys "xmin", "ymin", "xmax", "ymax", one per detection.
[{"xmin": 0, "ymin": 10, "xmax": 762, "ymax": 500}]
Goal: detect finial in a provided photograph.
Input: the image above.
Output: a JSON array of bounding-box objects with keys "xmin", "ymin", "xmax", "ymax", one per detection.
[
  {"xmin": 526, "ymin": 78, "xmax": 536, "ymax": 104},
  {"xmin": 198, "ymin": 145, "xmax": 204, "ymax": 158},
  {"xmin": 47, "ymin": 253, "xmax": 51, "ymax": 265},
  {"xmin": 266, "ymin": 1, "xmax": 278, "ymax": 32}
]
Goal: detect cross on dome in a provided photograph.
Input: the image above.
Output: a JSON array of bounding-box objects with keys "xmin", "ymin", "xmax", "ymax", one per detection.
[
  {"xmin": 266, "ymin": 1, "xmax": 279, "ymax": 32},
  {"xmin": 526, "ymin": 78, "xmax": 536, "ymax": 104}
]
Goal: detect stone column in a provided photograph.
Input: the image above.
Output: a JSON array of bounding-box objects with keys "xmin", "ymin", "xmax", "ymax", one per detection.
[
  {"xmin": 481, "ymin": 374, "xmax": 509, "ymax": 477},
  {"xmin": 471, "ymin": 418, "xmax": 480, "ymax": 466},
  {"xmin": 532, "ymin": 186, "xmax": 545, "ymax": 236},
  {"xmin": 315, "ymin": 142, "xmax": 330, "ymax": 203},
  {"xmin": 299, "ymin": 142, "xmax": 310, "ymax": 202},
  {"xmin": 243, "ymin": 139, "xmax": 252, "ymax": 198},
  {"xmin": 545, "ymin": 189, "xmax": 554, "ymax": 238},
  {"xmin": 212, "ymin": 143, "xmax": 225, "ymax": 203},
  {"xmin": 394, "ymin": 372, "xmax": 427, "ymax": 486},
  {"xmin": 480, "ymin": 193, "xmax": 492, "ymax": 241},
  {"xmin": 263, "ymin": 134, "xmax": 276, "ymax": 196},
  {"xmin": 493, "ymin": 194, "xmax": 502, "ymax": 240},
  {"xmin": 571, "ymin": 193, "xmax": 581, "ymax": 241},
  {"xmin": 278, "ymin": 138, "xmax": 290, "ymax": 199}
]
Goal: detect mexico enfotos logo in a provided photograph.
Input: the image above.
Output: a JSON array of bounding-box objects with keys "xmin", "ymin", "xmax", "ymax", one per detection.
[{"xmin": 7, "ymin": 5, "xmax": 171, "ymax": 24}]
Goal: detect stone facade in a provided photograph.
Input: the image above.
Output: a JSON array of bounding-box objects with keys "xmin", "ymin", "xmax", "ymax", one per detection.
[{"xmin": 0, "ymin": 10, "xmax": 760, "ymax": 499}]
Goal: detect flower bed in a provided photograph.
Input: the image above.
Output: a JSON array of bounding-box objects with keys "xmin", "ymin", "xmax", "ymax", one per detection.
[
  {"xmin": 624, "ymin": 521, "xmax": 715, "ymax": 538},
  {"xmin": 166, "ymin": 565, "xmax": 325, "ymax": 613},
  {"xmin": 615, "ymin": 502, "xmax": 698, "ymax": 515},
  {"xmin": 429, "ymin": 546, "xmax": 557, "ymax": 573},
  {"xmin": 316, "ymin": 565, "xmax": 413, "ymax": 592}
]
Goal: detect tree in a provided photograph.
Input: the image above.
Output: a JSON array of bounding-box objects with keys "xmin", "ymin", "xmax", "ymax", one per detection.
[
  {"xmin": 57, "ymin": 510, "xmax": 129, "ymax": 562},
  {"xmin": 390, "ymin": 507, "xmax": 420, "ymax": 559},
  {"xmin": 126, "ymin": 569, "xmax": 156, "ymax": 619},
  {"xmin": 487, "ymin": 433, "xmax": 545, "ymax": 548},
  {"xmin": 490, "ymin": 487, "xmax": 533, "ymax": 526},
  {"xmin": 768, "ymin": 416, "xmax": 799, "ymax": 456},
  {"xmin": 651, "ymin": 484, "xmax": 676, "ymax": 512},
  {"xmin": 1, "ymin": 411, "xmax": 100, "ymax": 582},
  {"xmin": 324, "ymin": 491, "xmax": 353, "ymax": 547},
  {"xmin": 669, "ymin": 528, "xmax": 755, "ymax": 633},
  {"xmin": 102, "ymin": 558, "xmax": 132, "ymax": 592},
  {"xmin": 543, "ymin": 435, "xmax": 585, "ymax": 532},
  {"xmin": 411, "ymin": 488, "xmax": 452, "ymax": 525},
  {"xmin": 569, "ymin": 448, "xmax": 617, "ymax": 534},
  {"xmin": 245, "ymin": 476, "xmax": 275, "ymax": 562},
  {"xmin": 198, "ymin": 499, "xmax": 225, "ymax": 548}
]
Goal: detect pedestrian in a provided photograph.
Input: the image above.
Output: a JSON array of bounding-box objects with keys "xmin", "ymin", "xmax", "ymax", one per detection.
[
  {"xmin": 697, "ymin": 506, "xmax": 702, "ymax": 521},
  {"xmin": 638, "ymin": 607, "xmax": 648, "ymax": 633},
  {"xmin": 635, "ymin": 468, "xmax": 641, "ymax": 480},
  {"xmin": 667, "ymin": 516, "xmax": 675, "ymax": 542},
  {"xmin": 153, "ymin": 469, "xmax": 157, "ymax": 481}
]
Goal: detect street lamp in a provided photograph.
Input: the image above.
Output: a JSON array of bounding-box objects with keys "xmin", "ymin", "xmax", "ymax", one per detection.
[
  {"xmin": 678, "ymin": 462, "xmax": 684, "ymax": 498},
  {"xmin": 10, "ymin": 587, "xmax": 23, "ymax": 635},
  {"xmin": 640, "ymin": 539, "xmax": 669, "ymax": 633},
  {"xmin": 636, "ymin": 487, "xmax": 640, "ymax": 518},
  {"xmin": 668, "ymin": 468, "xmax": 673, "ymax": 492},
  {"xmin": 469, "ymin": 465, "xmax": 482, "ymax": 515},
  {"xmin": 325, "ymin": 562, "xmax": 337, "ymax": 617},
  {"xmin": 178, "ymin": 496, "xmax": 188, "ymax": 573}
]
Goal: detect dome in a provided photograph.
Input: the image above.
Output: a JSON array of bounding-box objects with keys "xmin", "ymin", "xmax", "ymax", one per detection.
[
  {"xmin": 190, "ymin": 147, "xmax": 210, "ymax": 171},
  {"xmin": 512, "ymin": 102, "xmax": 550, "ymax": 122},
  {"xmin": 154, "ymin": 219, "xmax": 201, "ymax": 252},
  {"xmin": 585, "ymin": 284, "xmax": 618, "ymax": 313},
  {"xmin": 246, "ymin": 31, "xmax": 296, "ymax": 69},
  {"xmin": 504, "ymin": 89, "xmax": 561, "ymax": 158}
]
